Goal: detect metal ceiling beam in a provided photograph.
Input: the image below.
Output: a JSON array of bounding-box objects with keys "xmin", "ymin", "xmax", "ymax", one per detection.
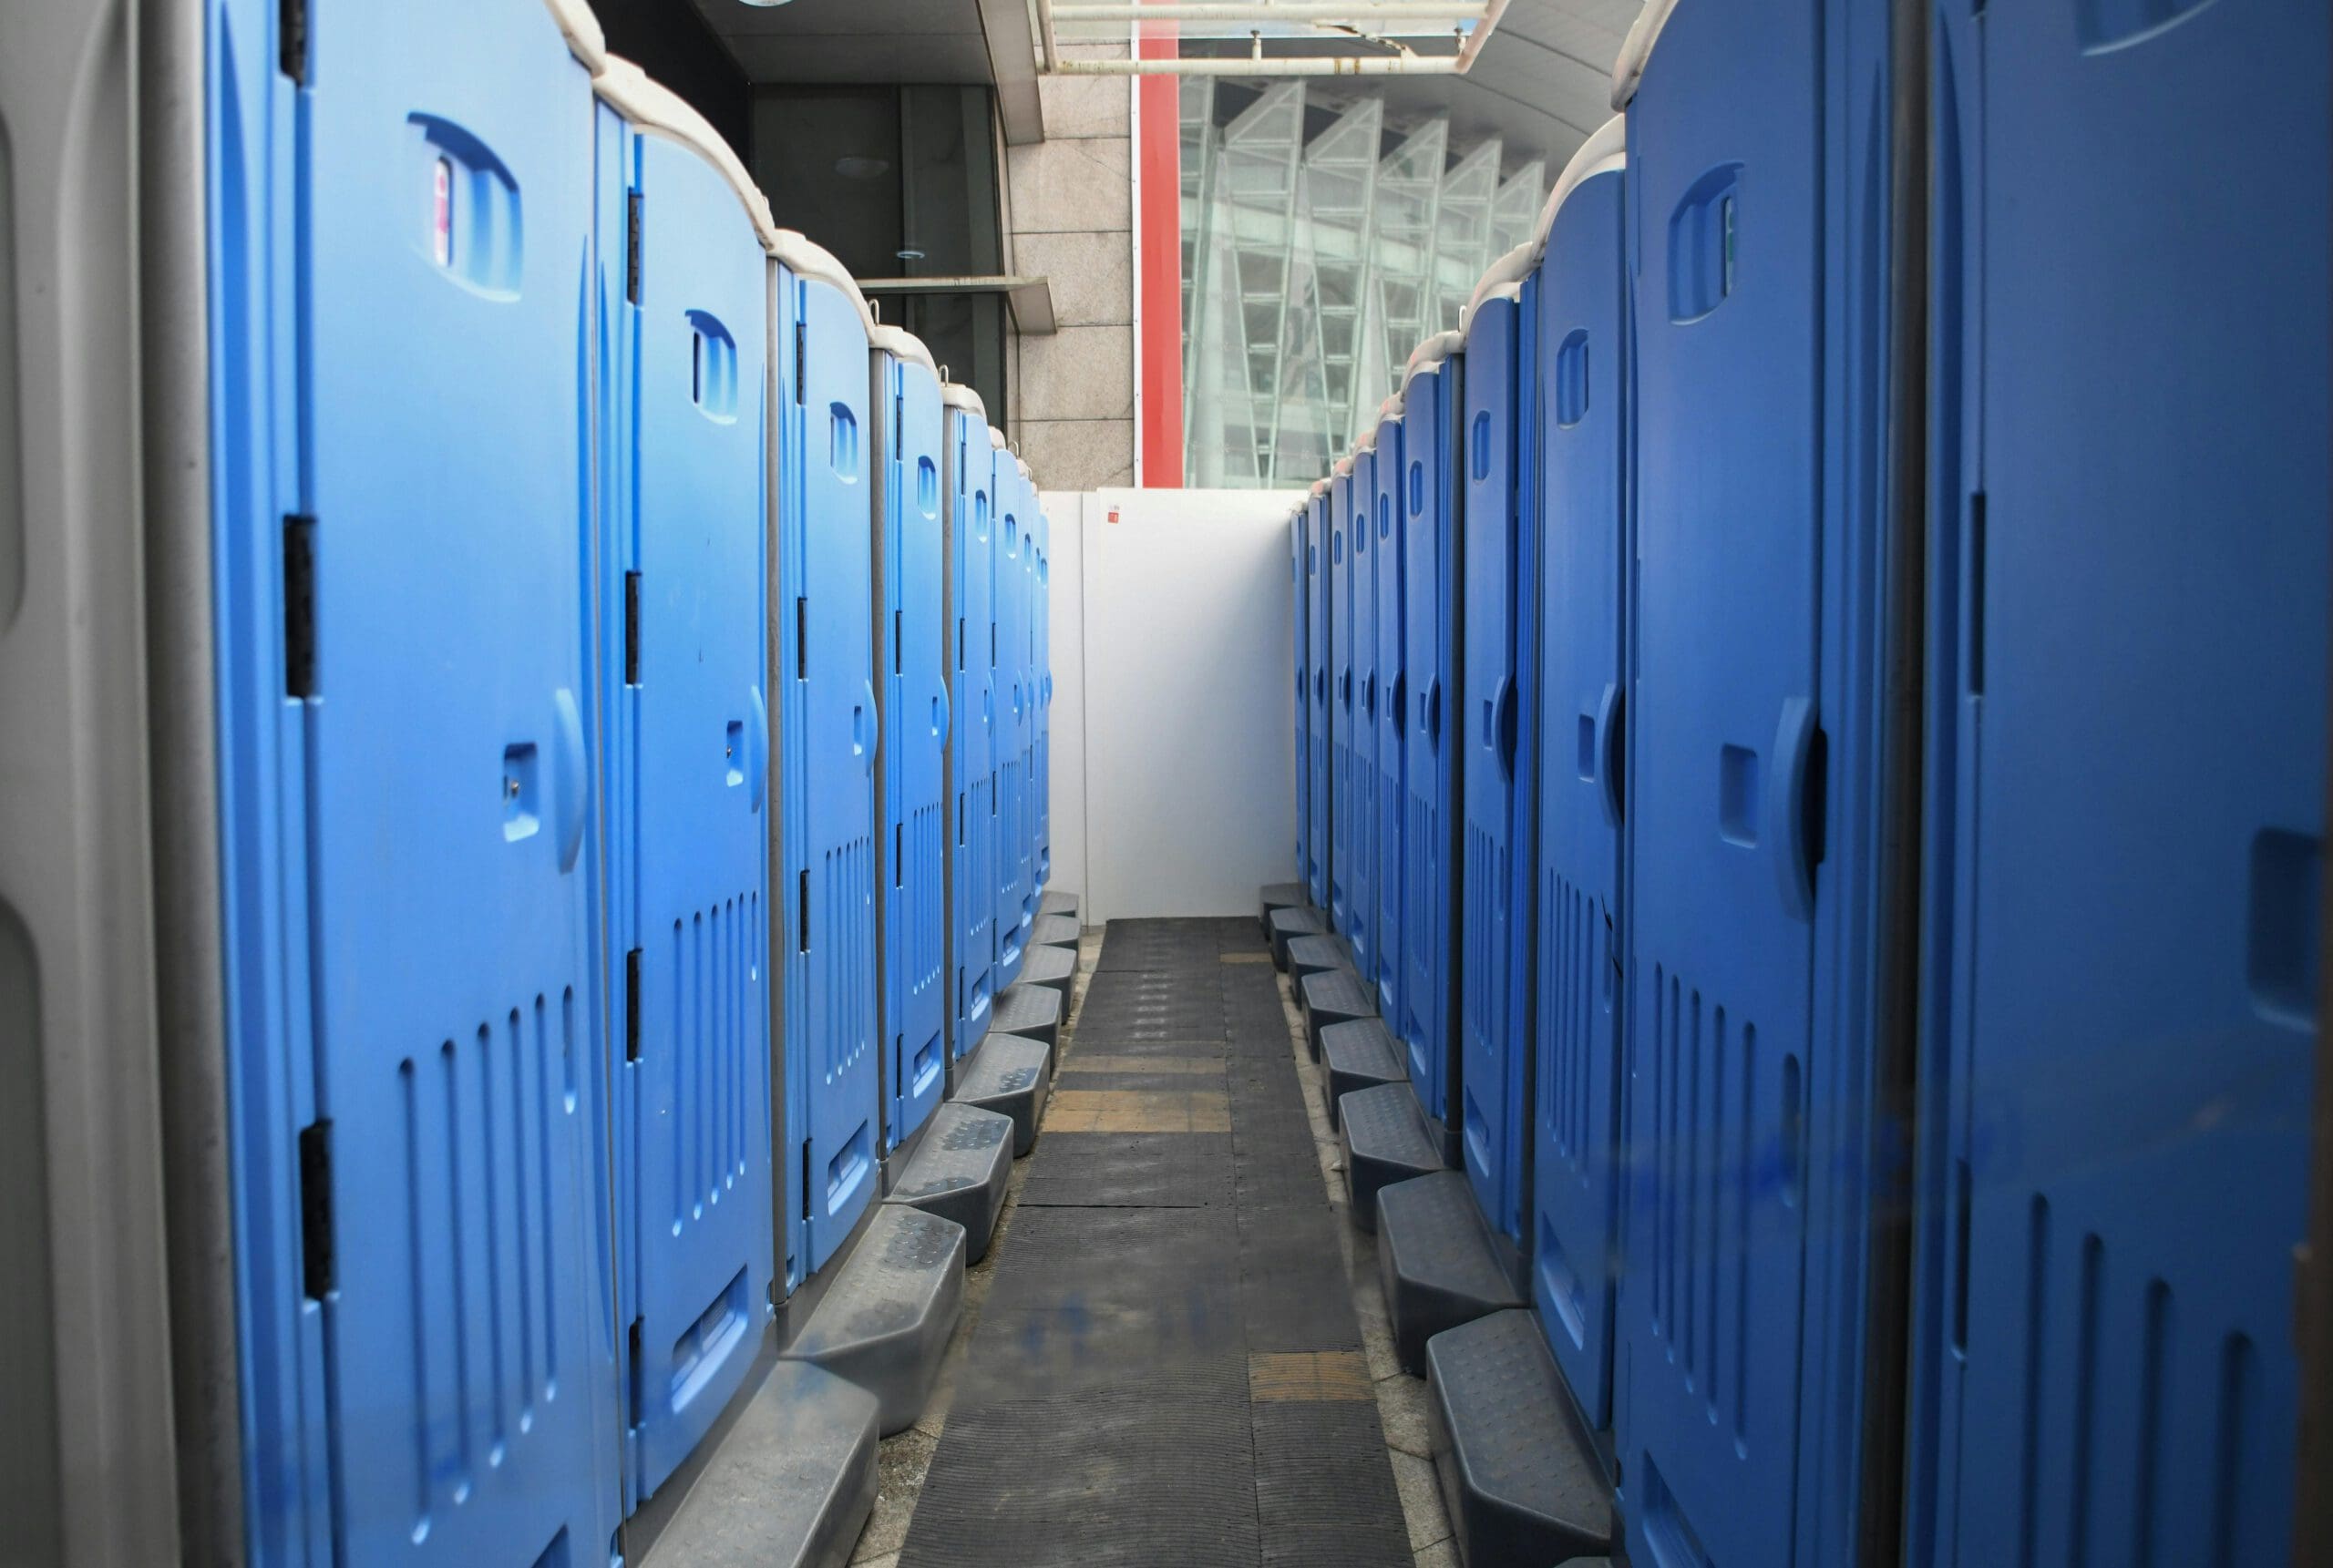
[
  {"xmin": 1051, "ymin": 3, "xmax": 1487, "ymax": 18},
  {"xmin": 1033, "ymin": 0, "xmax": 1506, "ymax": 77}
]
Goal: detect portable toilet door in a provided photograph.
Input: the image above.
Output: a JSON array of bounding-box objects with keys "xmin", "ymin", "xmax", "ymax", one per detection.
[
  {"xmin": 872, "ymin": 325, "xmax": 948, "ymax": 1151},
  {"xmin": 1615, "ymin": 0, "xmax": 1901, "ymax": 1558},
  {"xmin": 1033, "ymin": 484, "xmax": 1053, "ymax": 891},
  {"xmin": 1346, "ymin": 441, "xmax": 1378, "ymax": 986},
  {"xmin": 1328, "ymin": 459, "xmax": 1356, "ymax": 936},
  {"xmin": 991, "ymin": 431, "xmax": 1027, "ymax": 992},
  {"xmin": 941, "ymin": 388, "xmax": 997, "ymax": 1061},
  {"xmin": 1014, "ymin": 458, "xmax": 1041, "ymax": 935},
  {"xmin": 1528, "ymin": 118, "xmax": 1629, "ymax": 1430},
  {"xmin": 1398, "ymin": 333, "xmax": 1464, "ymax": 1150},
  {"xmin": 1456, "ymin": 242, "xmax": 1541, "ymax": 1254},
  {"xmin": 230, "ymin": 1, "xmax": 624, "ymax": 1557},
  {"xmin": 1909, "ymin": 2, "xmax": 2328, "ymax": 1563},
  {"xmin": 775, "ymin": 233, "xmax": 880, "ymax": 1277},
  {"xmin": 1292, "ymin": 506, "xmax": 1311, "ymax": 886},
  {"xmin": 592, "ymin": 61, "xmax": 777, "ymax": 1505},
  {"xmin": 1306, "ymin": 481, "xmax": 1334, "ymax": 911},
  {"xmin": 1372, "ymin": 402, "xmax": 1407, "ymax": 1031}
]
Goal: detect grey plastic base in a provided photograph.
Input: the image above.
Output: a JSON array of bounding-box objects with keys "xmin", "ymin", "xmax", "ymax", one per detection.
[
  {"xmin": 1267, "ymin": 904, "xmax": 1328, "ymax": 969},
  {"xmin": 885, "ymin": 1102, "xmax": 1015, "ymax": 1264},
  {"xmin": 951, "ymin": 1031, "xmax": 1052, "ymax": 1154},
  {"xmin": 1319, "ymin": 1018, "xmax": 1407, "ymax": 1130},
  {"xmin": 1338, "ymin": 1081, "xmax": 1443, "ymax": 1235},
  {"xmin": 1258, "ymin": 881, "xmax": 1307, "ymax": 934},
  {"xmin": 1031, "ymin": 913, "xmax": 1082, "ymax": 953},
  {"xmin": 1425, "ymin": 1311, "xmax": 1615, "ymax": 1567},
  {"xmin": 1286, "ymin": 933, "xmax": 1353, "ymax": 979},
  {"xmin": 1039, "ymin": 888, "xmax": 1080, "ymax": 921},
  {"xmin": 1017, "ymin": 942, "xmax": 1077, "ymax": 1004},
  {"xmin": 1300, "ymin": 966, "xmax": 1376, "ymax": 1061},
  {"xmin": 1377, "ymin": 1173, "xmax": 1527, "ymax": 1375},
  {"xmin": 779, "ymin": 1205, "xmax": 967, "ymax": 1437},
  {"xmin": 992, "ymin": 982, "xmax": 1064, "ymax": 1055},
  {"xmin": 639, "ymin": 1359, "xmax": 879, "ymax": 1568}
]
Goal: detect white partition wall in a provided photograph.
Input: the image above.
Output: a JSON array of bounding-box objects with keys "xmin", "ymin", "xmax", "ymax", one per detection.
[{"xmin": 1071, "ymin": 487, "xmax": 1303, "ymax": 923}]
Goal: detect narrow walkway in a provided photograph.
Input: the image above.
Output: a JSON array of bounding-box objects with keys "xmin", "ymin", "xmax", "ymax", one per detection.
[{"xmin": 859, "ymin": 917, "xmax": 1425, "ymax": 1566}]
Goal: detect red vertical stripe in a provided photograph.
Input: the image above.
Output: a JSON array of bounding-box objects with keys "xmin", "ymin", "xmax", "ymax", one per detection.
[{"xmin": 1135, "ymin": 14, "xmax": 1184, "ymax": 487}]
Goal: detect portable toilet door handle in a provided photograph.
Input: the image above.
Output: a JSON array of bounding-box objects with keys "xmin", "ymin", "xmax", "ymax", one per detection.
[
  {"xmin": 1594, "ymin": 682, "xmax": 1624, "ymax": 828},
  {"xmin": 1423, "ymin": 677, "xmax": 1442, "ymax": 754},
  {"xmin": 553, "ymin": 686, "xmax": 587, "ymax": 874},
  {"xmin": 934, "ymin": 683, "xmax": 951, "ymax": 743},
  {"xmin": 861, "ymin": 681, "xmax": 880, "ymax": 772},
  {"xmin": 1770, "ymin": 695, "xmax": 1819, "ymax": 920}
]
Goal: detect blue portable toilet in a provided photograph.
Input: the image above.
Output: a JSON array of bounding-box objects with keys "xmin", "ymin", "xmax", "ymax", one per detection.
[
  {"xmin": 1614, "ymin": 0, "xmax": 1906, "ymax": 1558},
  {"xmin": 1372, "ymin": 396, "xmax": 1407, "ymax": 1032},
  {"xmin": 1455, "ymin": 240, "xmax": 1541, "ymax": 1263},
  {"xmin": 1305, "ymin": 478, "xmax": 1334, "ymax": 912},
  {"xmin": 942, "ymin": 385, "xmax": 998, "ymax": 1062},
  {"xmin": 1396, "ymin": 331, "xmax": 1465, "ymax": 1154},
  {"xmin": 773, "ymin": 230, "xmax": 882, "ymax": 1278},
  {"xmin": 1346, "ymin": 437, "xmax": 1379, "ymax": 985},
  {"xmin": 871, "ymin": 324, "xmax": 949, "ymax": 1152},
  {"xmin": 1526, "ymin": 116, "xmax": 1629, "ymax": 1429},
  {"xmin": 1292, "ymin": 503, "xmax": 1311, "ymax": 887},
  {"xmin": 594, "ymin": 60, "xmax": 778, "ymax": 1505},
  {"xmin": 1034, "ymin": 495, "xmax": 1053, "ymax": 892},
  {"xmin": 212, "ymin": 3, "xmax": 627, "ymax": 1558},
  {"xmin": 991, "ymin": 429, "xmax": 1029, "ymax": 992},
  {"xmin": 1329, "ymin": 456, "xmax": 1357, "ymax": 938},
  {"xmin": 1015, "ymin": 458, "xmax": 1041, "ymax": 927},
  {"xmin": 1908, "ymin": 3, "xmax": 2328, "ymax": 1565}
]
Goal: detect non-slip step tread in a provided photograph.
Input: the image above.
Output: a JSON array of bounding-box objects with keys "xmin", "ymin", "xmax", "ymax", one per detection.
[
  {"xmin": 781, "ymin": 1205, "xmax": 967, "ymax": 1436},
  {"xmin": 951, "ymin": 1031, "xmax": 1052, "ymax": 1154},
  {"xmin": 1039, "ymin": 889, "xmax": 1080, "ymax": 920},
  {"xmin": 1341, "ymin": 1082, "xmax": 1442, "ymax": 1174},
  {"xmin": 1426, "ymin": 1310, "xmax": 1615, "ymax": 1563},
  {"xmin": 1285, "ymin": 934, "xmax": 1354, "ymax": 977},
  {"xmin": 992, "ymin": 982, "xmax": 1064, "ymax": 1047},
  {"xmin": 640, "ymin": 1359, "xmax": 878, "ymax": 1568},
  {"xmin": 1031, "ymin": 913, "xmax": 1082, "ymax": 949},
  {"xmin": 1379, "ymin": 1173, "xmax": 1526, "ymax": 1374},
  {"xmin": 886, "ymin": 1102, "xmax": 1014, "ymax": 1263},
  {"xmin": 1259, "ymin": 881, "xmax": 1307, "ymax": 914},
  {"xmin": 1017, "ymin": 942, "xmax": 1077, "ymax": 999},
  {"xmin": 1321, "ymin": 1017, "xmax": 1405, "ymax": 1081},
  {"xmin": 1300, "ymin": 966, "xmax": 1375, "ymax": 1022},
  {"xmin": 1268, "ymin": 905, "xmax": 1326, "ymax": 938}
]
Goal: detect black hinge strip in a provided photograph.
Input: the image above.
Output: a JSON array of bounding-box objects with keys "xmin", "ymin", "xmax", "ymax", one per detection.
[
  {"xmin": 298, "ymin": 1120, "xmax": 334, "ymax": 1299},
  {"xmin": 624, "ymin": 570, "xmax": 642, "ymax": 685},
  {"xmin": 283, "ymin": 517, "xmax": 317, "ymax": 700},
  {"xmin": 624, "ymin": 948, "xmax": 642, "ymax": 1061},
  {"xmin": 625, "ymin": 190, "xmax": 643, "ymax": 305}
]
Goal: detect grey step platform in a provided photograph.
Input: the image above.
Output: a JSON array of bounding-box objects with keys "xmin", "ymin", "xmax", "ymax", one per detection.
[
  {"xmin": 1377, "ymin": 1172, "xmax": 1528, "ymax": 1374},
  {"xmin": 1267, "ymin": 904, "xmax": 1327, "ymax": 969},
  {"xmin": 1339, "ymin": 1081, "xmax": 1444, "ymax": 1235},
  {"xmin": 1017, "ymin": 940, "xmax": 1077, "ymax": 1003},
  {"xmin": 1258, "ymin": 881, "xmax": 1307, "ymax": 933},
  {"xmin": 779, "ymin": 1205, "xmax": 967, "ymax": 1437},
  {"xmin": 639, "ymin": 1359, "xmax": 878, "ymax": 1568},
  {"xmin": 1039, "ymin": 888, "xmax": 1079, "ymax": 920},
  {"xmin": 1426, "ymin": 1310, "xmax": 1615, "ymax": 1567},
  {"xmin": 1286, "ymin": 933, "xmax": 1353, "ymax": 979},
  {"xmin": 951, "ymin": 1030, "xmax": 1051, "ymax": 1154},
  {"xmin": 992, "ymin": 981, "xmax": 1064, "ymax": 1055},
  {"xmin": 1300, "ymin": 965, "xmax": 1376, "ymax": 1061},
  {"xmin": 1319, "ymin": 1017, "xmax": 1407, "ymax": 1131},
  {"xmin": 884, "ymin": 1102, "xmax": 1014, "ymax": 1264},
  {"xmin": 1031, "ymin": 912, "xmax": 1083, "ymax": 953}
]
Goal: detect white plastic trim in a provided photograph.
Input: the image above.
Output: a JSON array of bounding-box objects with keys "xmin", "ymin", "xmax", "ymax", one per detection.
[
  {"xmin": 772, "ymin": 230, "xmax": 879, "ymax": 339},
  {"xmin": 989, "ymin": 426, "xmax": 1009, "ymax": 450},
  {"xmin": 1310, "ymin": 477, "xmax": 1330, "ymax": 497},
  {"xmin": 1333, "ymin": 455, "xmax": 1354, "ymax": 477},
  {"xmin": 1401, "ymin": 329, "xmax": 1464, "ymax": 392},
  {"xmin": 543, "ymin": 0, "xmax": 606, "ymax": 71},
  {"xmin": 941, "ymin": 382, "xmax": 988, "ymax": 420},
  {"xmin": 870, "ymin": 323, "xmax": 937, "ymax": 377},
  {"xmin": 592, "ymin": 58, "xmax": 779, "ymax": 253},
  {"xmin": 1610, "ymin": 0, "xmax": 1680, "ymax": 111},
  {"xmin": 1016, "ymin": 457, "xmax": 1033, "ymax": 480},
  {"xmin": 1532, "ymin": 114, "xmax": 1629, "ymax": 258},
  {"xmin": 1465, "ymin": 241, "xmax": 1536, "ymax": 323}
]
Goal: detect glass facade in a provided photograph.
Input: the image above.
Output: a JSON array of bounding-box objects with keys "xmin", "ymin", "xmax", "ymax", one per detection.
[{"xmin": 1179, "ymin": 79, "xmax": 1545, "ymax": 487}]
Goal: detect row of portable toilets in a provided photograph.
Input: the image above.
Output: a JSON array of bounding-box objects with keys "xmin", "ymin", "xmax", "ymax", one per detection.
[
  {"xmin": 1269, "ymin": 0, "xmax": 2327, "ymax": 1564},
  {"xmin": 168, "ymin": 0, "xmax": 1074, "ymax": 1561}
]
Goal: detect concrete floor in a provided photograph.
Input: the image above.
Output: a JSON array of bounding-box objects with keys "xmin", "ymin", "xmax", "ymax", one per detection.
[{"xmin": 847, "ymin": 926, "xmax": 1457, "ymax": 1568}]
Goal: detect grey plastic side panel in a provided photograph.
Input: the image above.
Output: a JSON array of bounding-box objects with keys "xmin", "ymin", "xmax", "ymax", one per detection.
[{"xmin": 0, "ymin": 1, "xmax": 187, "ymax": 1563}]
